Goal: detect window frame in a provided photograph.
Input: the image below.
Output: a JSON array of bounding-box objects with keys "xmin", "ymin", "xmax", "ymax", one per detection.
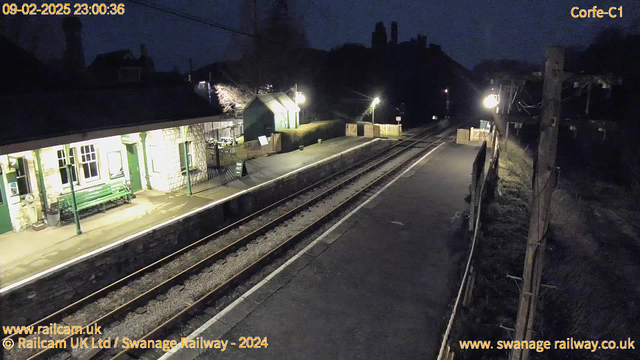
[
  {"xmin": 57, "ymin": 148, "xmax": 78, "ymax": 186},
  {"xmin": 80, "ymin": 144, "xmax": 100, "ymax": 181},
  {"xmin": 15, "ymin": 157, "xmax": 32, "ymax": 196}
]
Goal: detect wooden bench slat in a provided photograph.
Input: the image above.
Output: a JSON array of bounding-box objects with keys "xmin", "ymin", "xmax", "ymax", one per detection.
[{"xmin": 57, "ymin": 180, "xmax": 132, "ymax": 217}]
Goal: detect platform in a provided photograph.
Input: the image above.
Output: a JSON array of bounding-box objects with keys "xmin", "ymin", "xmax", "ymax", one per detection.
[
  {"xmin": 166, "ymin": 142, "xmax": 478, "ymax": 360},
  {"xmin": 0, "ymin": 136, "xmax": 379, "ymax": 289}
]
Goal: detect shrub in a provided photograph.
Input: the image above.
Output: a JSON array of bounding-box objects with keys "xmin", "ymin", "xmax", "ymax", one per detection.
[{"xmin": 279, "ymin": 120, "xmax": 346, "ymax": 152}]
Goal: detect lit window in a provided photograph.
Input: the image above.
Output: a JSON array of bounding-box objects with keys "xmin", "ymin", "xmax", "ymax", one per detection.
[
  {"xmin": 15, "ymin": 157, "xmax": 31, "ymax": 195},
  {"xmin": 178, "ymin": 142, "xmax": 192, "ymax": 172},
  {"xmin": 80, "ymin": 144, "xmax": 100, "ymax": 180},
  {"xmin": 107, "ymin": 151, "xmax": 124, "ymax": 180},
  {"xmin": 57, "ymin": 149, "xmax": 78, "ymax": 185}
]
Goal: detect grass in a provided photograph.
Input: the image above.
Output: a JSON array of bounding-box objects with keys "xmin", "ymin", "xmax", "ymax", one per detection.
[
  {"xmin": 451, "ymin": 139, "xmax": 640, "ymax": 359},
  {"xmin": 537, "ymin": 173, "xmax": 640, "ymax": 359},
  {"xmin": 451, "ymin": 140, "xmax": 533, "ymax": 359}
]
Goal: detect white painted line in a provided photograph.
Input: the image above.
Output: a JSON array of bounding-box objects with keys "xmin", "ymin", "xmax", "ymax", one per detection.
[
  {"xmin": 159, "ymin": 141, "xmax": 447, "ymax": 359},
  {"xmin": 0, "ymin": 138, "xmax": 380, "ymax": 294}
]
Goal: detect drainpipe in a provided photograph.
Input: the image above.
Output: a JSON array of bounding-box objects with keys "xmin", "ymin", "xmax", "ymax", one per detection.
[
  {"xmin": 139, "ymin": 132, "xmax": 152, "ymax": 190},
  {"xmin": 181, "ymin": 126, "xmax": 192, "ymax": 196},
  {"xmin": 64, "ymin": 144, "xmax": 82, "ymax": 235},
  {"xmin": 34, "ymin": 149, "xmax": 48, "ymax": 214}
]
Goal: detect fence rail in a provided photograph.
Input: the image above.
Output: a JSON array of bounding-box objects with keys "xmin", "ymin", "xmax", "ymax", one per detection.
[
  {"xmin": 206, "ymin": 134, "xmax": 281, "ymax": 171},
  {"xmin": 438, "ymin": 133, "xmax": 500, "ymax": 360}
]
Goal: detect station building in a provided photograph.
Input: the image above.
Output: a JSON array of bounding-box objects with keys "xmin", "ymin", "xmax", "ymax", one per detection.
[
  {"xmin": 0, "ymin": 87, "xmax": 221, "ymax": 234},
  {"xmin": 242, "ymin": 93, "xmax": 300, "ymax": 141}
]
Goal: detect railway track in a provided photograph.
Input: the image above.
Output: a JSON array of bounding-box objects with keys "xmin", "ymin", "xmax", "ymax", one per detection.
[{"xmin": 3, "ymin": 119, "xmax": 464, "ymax": 360}]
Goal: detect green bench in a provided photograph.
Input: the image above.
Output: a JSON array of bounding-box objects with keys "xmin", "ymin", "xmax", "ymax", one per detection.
[{"xmin": 57, "ymin": 180, "xmax": 133, "ymax": 219}]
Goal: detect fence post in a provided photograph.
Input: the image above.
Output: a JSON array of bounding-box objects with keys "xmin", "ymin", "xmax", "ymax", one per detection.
[
  {"xmin": 469, "ymin": 164, "xmax": 476, "ymax": 234},
  {"xmin": 215, "ymin": 143, "xmax": 221, "ymax": 168},
  {"xmin": 463, "ymin": 265, "xmax": 476, "ymax": 306}
]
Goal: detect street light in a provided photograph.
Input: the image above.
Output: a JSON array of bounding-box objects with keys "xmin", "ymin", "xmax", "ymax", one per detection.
[
  {"xmin": 444, "ymin": 87, "xmax": 450, "ymax": 118},
  {"xmin": 295, "ymin": 92, "xmax": 305, "ymax": 127},
  {"xmin": 371, "ymin": 97, "xmax": 380, "ymax": 124},
  {"xmin": 483, "ymin": 94, "xmax": 499, "ymax": 109}
]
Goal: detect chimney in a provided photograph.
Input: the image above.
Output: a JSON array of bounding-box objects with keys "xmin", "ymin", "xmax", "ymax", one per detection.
[
  {"xmin": 62, "ymin": 17, "xmax": 85, "ymax": 72},
  {"xmin": 140, "ymin": 43, "xmax": 148, "ymax": 58},
  {"xmin": 371, "ymin": 22, "xmax": 387, "ymax": 50},
  {"xmin": 391, "ymin": 22, "xmax": 398, "ymax": 45}
]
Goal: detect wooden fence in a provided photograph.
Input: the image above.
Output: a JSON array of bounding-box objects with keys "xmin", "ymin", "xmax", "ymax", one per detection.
[
  {"xmin": 345, "ymin": 123, "xmax": 358, "ymax": 137},
  {"xmin": 456, "ymin": 129, "xmax": 470, "ymax": 145},
  {"xmin": 206, "ymin": 133, "xmax": 281, "ymax": 171},
  {"xmin": 438, "ymin": 134, "xmax": 501, "ymax": 360},
  {"xmin": 364, "ymin": 124, "xmax": 380, "ymax": 138},
  {"xmin": 457, "ymin": 128, "xmax": 498, "ymax": 149},
  {"xmin": 378, "ymin": 124, "xmax": 402, "ymax": 136}
]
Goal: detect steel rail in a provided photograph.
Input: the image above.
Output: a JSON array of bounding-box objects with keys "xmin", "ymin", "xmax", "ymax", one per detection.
[
  {"xmin": 3, "ymin": 123, "xmax": 438, "ymax": 345},
  {"xmin": 112, "ymin": 125, "xmax": 459, "ymax": 360},
  {"xmin": 20, "ymin": 122, "xmax": 461, "ymax": 360}
]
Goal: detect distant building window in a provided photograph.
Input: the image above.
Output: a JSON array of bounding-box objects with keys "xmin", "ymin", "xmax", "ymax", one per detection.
[
  {"xmin": 57, "ymin": 148, "xmax": 78, "ymax": 186},
  {"xmin": 149, "ymin": 145, "xmax": 160, "ymax": 173},
  {"xmin": 107, "ymin": 151, "xmax": 124, "ymax": 180},
  {"xmin": 80, "ymin": 144, "xmax": 100, "ymax": 180},
  {"xmin": 178, "ymin": 142, "xmax": 192, "ymax": 172},
  {"xmin": 15, "ymin": 157, "xmax": 31, "ymax": 195},
  {"xmin": 118, "ymin": 67, "xmax": 141, "ymax": 82}
]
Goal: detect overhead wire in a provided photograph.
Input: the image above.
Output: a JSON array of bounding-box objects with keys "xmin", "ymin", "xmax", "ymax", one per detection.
[{"xmin": 127, "ymin": 0, "xmax": 285, "ymax": 47}]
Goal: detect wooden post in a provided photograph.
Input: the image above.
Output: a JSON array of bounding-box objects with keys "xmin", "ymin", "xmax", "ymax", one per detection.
[
  {"xmin": 469, "ymin": 162, "xmax": 477, "ymax": 234},
  {"xmin": 505, "ymin": 122, "xmax": 509, "ymax": 151},
  {"xmin": 463, "ymin": 265, "xmax": 476, "ymax": 306},
  {"xmin": 469, "ymin": 142, "xmax": 487, "ymax": 234},
  {"xmin": 511, "ymin": 46, "xmax": 564, "ymax": 360},
  {"xmin": 64, "ymin": 144, "xmax": 82, "ymax": 235}
]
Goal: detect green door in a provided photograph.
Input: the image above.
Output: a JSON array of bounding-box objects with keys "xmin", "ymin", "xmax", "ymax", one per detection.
[
  {"xmin": 0, "ymin": 171, "xmax": 13, "ymax": 234},
  {"xmin": 125, "ymin": 144, "xmax": 142, "ymax": 192}
]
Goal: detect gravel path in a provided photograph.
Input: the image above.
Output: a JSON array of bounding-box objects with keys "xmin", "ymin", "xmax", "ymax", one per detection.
[{"xmin": 5, "ymin": 139, "xmax": 433, "ymax": 360}]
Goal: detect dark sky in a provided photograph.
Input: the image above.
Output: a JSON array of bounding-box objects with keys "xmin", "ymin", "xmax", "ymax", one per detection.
[{"xmin": 5, "ymin": 0, "xmax": 639, "ymax": 72}]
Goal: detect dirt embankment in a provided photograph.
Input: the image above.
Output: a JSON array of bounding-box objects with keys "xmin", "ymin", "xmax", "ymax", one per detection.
[{"xmin": 451, "ymin": 140, "xmax": 640, "ymax": 359}]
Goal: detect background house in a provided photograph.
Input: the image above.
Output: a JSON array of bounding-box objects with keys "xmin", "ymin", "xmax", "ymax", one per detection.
[
  {"xmin": 242, "ymin": 93, "xmax": 299, "ymax": 141},
  {"xmin": 88, "ymin": 45, "xmax": 155, "ymax": 86}
]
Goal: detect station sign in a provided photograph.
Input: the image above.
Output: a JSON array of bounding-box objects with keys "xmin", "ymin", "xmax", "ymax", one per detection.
[{"xmin": 235, "ymin": 160, "xmax": 248, "ymax": 177}]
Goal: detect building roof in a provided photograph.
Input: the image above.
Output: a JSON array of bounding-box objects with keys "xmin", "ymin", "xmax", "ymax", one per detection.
[
  {"xmin": 0, "ymin": 86, "xmax": 221, "ymax": 152},
  {"xmin": 247, "ymin": 92, "xmax": 299, "ymax": 114},
  {"xmin": 88, "ymin": 50, "xmax": 139, "ymax": 72}
]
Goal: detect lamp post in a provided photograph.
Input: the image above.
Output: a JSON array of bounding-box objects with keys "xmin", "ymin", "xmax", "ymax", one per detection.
[
  {"xmin": 295, "ymin": 92, "xmax": 305, "ymax": 127},
  {"xmin": 181, "ymin": 125, "xmax": 192, "ymax": 196},
  {"xmin": 64, "ymin": 144, "xmax": 82, "ymax": 235},
  {"xmin": 444, "ymin": 87, "xmax": 450, "ymax": 118},
  {"xmin": 293, "ymin": 83, "xmax": 306, "ymax": 128},
  {"xmin": 483, "ymin": 94, "xmax": 499, "ymax": 109},
  {"xmin": 371, "ymin": 97, "xmax": 380, "ymax": 124}
]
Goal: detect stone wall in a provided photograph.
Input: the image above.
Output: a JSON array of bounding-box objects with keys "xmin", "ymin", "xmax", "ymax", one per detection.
[
  {"xmin": 146, "ymin": 124, "xmax": 207, "ymax": 192},
  {"xmin": 0, "ymin": 139, "xmax": 391, "ymax": 326}
]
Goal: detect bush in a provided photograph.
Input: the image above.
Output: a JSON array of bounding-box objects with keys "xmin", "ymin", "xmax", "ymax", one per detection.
[{"xmin": 279, "ymin": 120, "xmax": 346, "ymax": 152}]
